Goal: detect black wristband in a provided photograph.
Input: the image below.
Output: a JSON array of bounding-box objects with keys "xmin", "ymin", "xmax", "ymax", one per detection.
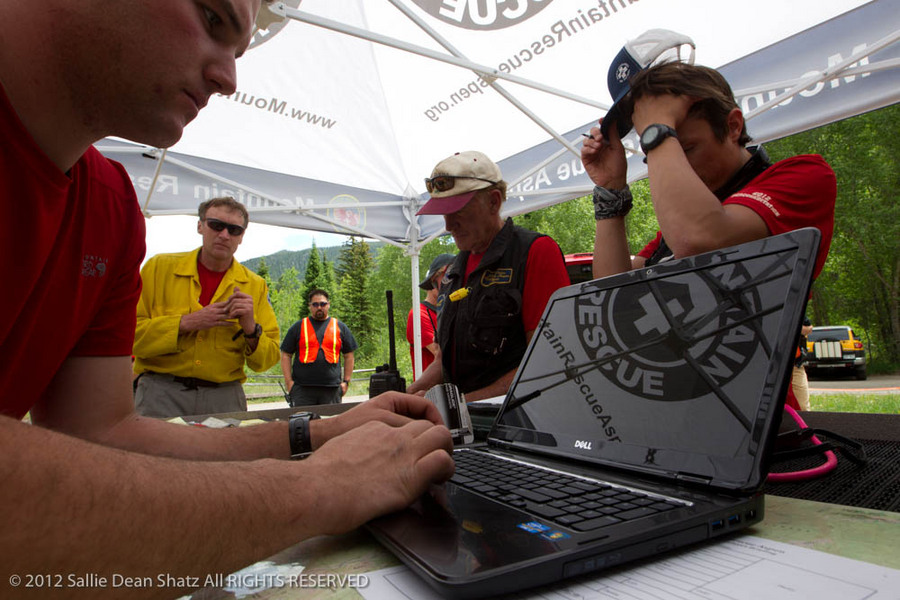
[
  {"xmin": 288, "ymin": 412, "xmax": 320, "ymax": 459},
  {"xmin": 592, "ymin": 185, "xmax": 633, "ymax": 220}
]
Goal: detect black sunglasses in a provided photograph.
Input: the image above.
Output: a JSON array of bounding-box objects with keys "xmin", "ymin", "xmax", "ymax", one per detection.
[
  {"xmin": 204, "ymin": 218, "xmax": 245, "ymax": 236},
  {"xmin": 311, "ymin": 301, "xmax": 329, "ymax": 308},
  {"xmin": 424, "ymin": 175, "xmax": 498, "ymax": 194}
]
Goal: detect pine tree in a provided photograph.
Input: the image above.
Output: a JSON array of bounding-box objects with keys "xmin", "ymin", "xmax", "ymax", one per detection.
[
  {"xmin": 271, "ymin": 266, "xmax": 303, "ymax": 335},
  {"xmin": 300, "ymin": 241, "xmax": 325, "ymax": 319},
  {"xmin": 337, "ymin": 237, "xmax": 375, "ymax": 359},
  {"xmin": 254, "ymin": 256, "xmax": 272, "ymax": 286}
]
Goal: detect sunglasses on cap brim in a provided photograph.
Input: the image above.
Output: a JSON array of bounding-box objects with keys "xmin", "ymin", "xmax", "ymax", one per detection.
[{"xmin": 424, "ymin": 175, "xmax": 498, "ymax": 194}]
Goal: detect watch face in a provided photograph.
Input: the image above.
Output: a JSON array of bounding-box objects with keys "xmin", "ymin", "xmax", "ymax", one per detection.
[
  {"xmin": 641, "ymin": 124, "xmax": 676, "ymax": 153},
  {"xmin": 642, "ymin": 125, "xmax": 661, "ymax": 146}
]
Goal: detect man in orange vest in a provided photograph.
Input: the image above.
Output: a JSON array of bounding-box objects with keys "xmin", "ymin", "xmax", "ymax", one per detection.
[{"xmin": 280, "ymin": 289, "xmax": 358, "ymax": 406}]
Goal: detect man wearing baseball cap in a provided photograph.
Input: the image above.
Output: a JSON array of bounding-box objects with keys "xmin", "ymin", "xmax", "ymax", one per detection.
[
  {"xmin": 407, "ymin": 151, "xmax": 570, "ymax": 402},
  {"xmin": 406, "ymin": 253, "xmax": 455, "ymax": 380},
  {"xmin": 583, "ymin": 30, "xmax": 835, "ymax": 284},
  {"xmin": 581, "ymin": 30, "xmax": 836, "ymax": 410}
]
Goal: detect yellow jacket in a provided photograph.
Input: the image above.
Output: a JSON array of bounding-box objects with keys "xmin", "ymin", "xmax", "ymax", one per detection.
[{"xmin": 133, "ymin": 248, "xmax": 280, "ymax": 382}]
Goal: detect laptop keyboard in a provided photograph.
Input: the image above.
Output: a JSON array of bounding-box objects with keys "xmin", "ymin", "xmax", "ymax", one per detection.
[{"xmin": 451, "ymin": 450, "xmax": 685, "ymax": 532}]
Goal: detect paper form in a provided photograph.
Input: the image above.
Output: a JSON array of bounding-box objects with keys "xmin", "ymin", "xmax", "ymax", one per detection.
[{"xmin": 358, "ymin": 535, "xmax": 900, "ymax": 599}]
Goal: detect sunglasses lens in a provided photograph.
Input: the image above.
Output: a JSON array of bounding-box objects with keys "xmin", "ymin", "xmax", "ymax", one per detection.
[
  {"xmin": 206, "ymin": 219, "xmax": 243, "ymax": 236},
  {"xmin": 425, "ymin": 176, "xmax": 457, "ymax": 194},
  {"xmin": 432, "ymin": 176, "xmax": 455, "ymax": 192}
]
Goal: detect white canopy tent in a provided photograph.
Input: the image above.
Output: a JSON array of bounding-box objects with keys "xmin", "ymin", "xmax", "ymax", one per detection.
[{"xmin": 99, "ymin": 0, "xmax": 900, "ymax": 377}]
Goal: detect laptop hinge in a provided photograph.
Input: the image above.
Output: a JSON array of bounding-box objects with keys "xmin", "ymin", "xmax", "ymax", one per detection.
[{"xmin": 676, "ymin": 472, "xmax": 713, "ymax": 486}]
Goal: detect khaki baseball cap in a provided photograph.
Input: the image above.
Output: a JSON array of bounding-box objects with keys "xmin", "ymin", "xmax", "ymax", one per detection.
[{"xmin": 416, "ymin": 151, "xmax": 503, "ymax": 216}]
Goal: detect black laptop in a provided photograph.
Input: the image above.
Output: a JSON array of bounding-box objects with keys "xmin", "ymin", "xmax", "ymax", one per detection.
[{"xmin": 367, "ymin": 229, "xmax": 820, "ymax": 598}]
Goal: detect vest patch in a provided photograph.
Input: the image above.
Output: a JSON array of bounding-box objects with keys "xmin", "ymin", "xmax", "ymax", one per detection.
[{"xmin": 480, "ymin": 268, "xmax": 513, "ymax": 287}]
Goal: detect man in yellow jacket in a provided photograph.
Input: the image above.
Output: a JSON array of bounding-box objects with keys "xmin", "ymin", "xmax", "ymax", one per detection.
[{"xmin": 134, "ymin": 196, "xmax": 280, "ymax": 417}]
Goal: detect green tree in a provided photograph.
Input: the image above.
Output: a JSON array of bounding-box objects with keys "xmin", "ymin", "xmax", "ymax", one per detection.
[
  {"xmin": 337, "ymin": 237, "xmax": 376, "ymax": 360},
  {"xmin": 766, "ymin": 104, "xmax": 900, "ymax": 367},
  {"xmin": 512, "ymin": 181, "xmax": 658, "ymax": 258},
  {"xmin": 270, "ymin": 266, "xmax": 303, "ymax": 339},
  {"xmin": 299, "ymin": 240, "xmax": 335, "ymax": 319},
  {"xmin": 254, "ymin": 256, "xmax": 271, "ymax": 284}
]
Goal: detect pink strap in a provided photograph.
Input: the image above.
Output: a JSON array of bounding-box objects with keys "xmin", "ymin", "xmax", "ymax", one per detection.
[{"xmin": 767, "ymin": 405, "xmax": 837, "ymax": 482}]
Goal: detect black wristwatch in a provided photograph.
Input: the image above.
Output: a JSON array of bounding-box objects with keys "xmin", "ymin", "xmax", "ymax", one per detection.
[
  {"xmin": 288, "ymin": 411, "xmax": 321, "ymax": 459},
  {"xmin": 243, "ymin": 323, "xmax": 263, "ymax": 339},
  {"xmin": 640, "ymin": 123, "xmax": 678, "ymax": 154}
]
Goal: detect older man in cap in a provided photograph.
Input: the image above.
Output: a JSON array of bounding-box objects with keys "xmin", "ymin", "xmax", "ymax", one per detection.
[{"xmin": 406, "ymin": 151, "xmax": 570, "ymax": 402}]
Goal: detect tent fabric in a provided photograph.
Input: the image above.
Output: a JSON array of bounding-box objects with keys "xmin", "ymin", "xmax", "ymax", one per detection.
[
  {"xmin": 100, "ymin": 0, "xmax": 899, "ymax": 247},
  {"xmin": 97, "ymin": 0, "xmax": 900, "ymax": 377}
]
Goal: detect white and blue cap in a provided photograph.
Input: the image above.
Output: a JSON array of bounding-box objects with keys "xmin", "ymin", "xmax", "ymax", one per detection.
[{"xmin": 600, "ymin": 29, "xmax": 696, "ymax": 138}]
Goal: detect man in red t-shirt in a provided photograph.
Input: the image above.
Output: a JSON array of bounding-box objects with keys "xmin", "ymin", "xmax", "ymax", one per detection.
[
  {"xmin": 582, "ymin": 56, "xmax": 836, "ymax": 411},
  {"xmin": 407, "ymin": 253, "xmax": 455, "ymax": 379},
  {"xmin": 0, "ymin": 0, "xmax": 453, "ymax": 584},
  {"xmin": 406, "ymin": 151, "xmax": 571, "ymax": 402},
  {"xmin": 583, "ymin": 60, "xmax": 835, "ymax": 281}
]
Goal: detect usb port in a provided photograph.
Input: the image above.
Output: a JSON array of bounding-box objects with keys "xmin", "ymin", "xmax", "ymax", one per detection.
[
  {"xmin": 727, "ymin": 514, "xmax": 741, "ymax": 526},
  {"xmin": 745, "ymin": 509, "xmax": 757, "ymax": 521},
  {"xmin": 711, "ymin": 520, "xmax": 724, "ymax": 531}
]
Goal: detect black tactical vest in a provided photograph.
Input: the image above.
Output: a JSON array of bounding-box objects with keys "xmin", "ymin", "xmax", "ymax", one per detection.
[{"xmin": 436, "ymin": 219, "xmax": 542, "ymax": 394}]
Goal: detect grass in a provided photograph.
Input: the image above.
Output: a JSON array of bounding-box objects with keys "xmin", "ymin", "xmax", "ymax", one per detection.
[
  {"xmin": 809, "ymin": 393, "xmax": 900, "ymax": 414},
  {"xmin": 245, "ymin": 385, "xmax": 899, "ymax": 416}
]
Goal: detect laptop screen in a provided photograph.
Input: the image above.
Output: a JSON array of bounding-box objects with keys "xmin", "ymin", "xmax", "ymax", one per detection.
[{"xmin": 492, "ymin": 230, "xmax": 817, "ymax": 492}]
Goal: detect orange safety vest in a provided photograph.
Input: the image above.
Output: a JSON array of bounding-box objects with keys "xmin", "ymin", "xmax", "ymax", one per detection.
[{"xmin": 298, "ymin": 317, "xmax": 341, "ymax": 364}]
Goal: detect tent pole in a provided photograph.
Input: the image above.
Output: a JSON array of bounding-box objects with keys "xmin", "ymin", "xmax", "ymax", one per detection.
[
  {"xmin": 140, "ymin": 147, "xmax": 167, "ymax": 215},
  {"xmin": 409, "ymin": 210, "xmax": 423, "ymax": 381}
]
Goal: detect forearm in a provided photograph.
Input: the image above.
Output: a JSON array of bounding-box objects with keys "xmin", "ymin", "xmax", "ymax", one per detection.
[
  {"xmin": 646, "ymin": 144, "xmax": 766, "ymax": 257},
  {"xmin": 592, "ymin": 217, "xmax": 634, "ymax": 279},
  {"xmin": 280, "ymin": 353, "xmax": 293, "ymax": 390},
  {"xmin": 343, "ymin": 353, "xmax": 355, "ymax": 382},
  {"xmin": 0, "ymin": 417, "xmax": 321, "ymax": 598},
  {"xmin": 245, "ymin": 300, "xmax": 281, "ymax": 372},
  {"xmin": 245, "ymin": 332, "xmax": 280, "ymax": 372},
  {"xmin": 97, "ymin": 414, "xmax": 290, "ymax": 461},
  {"xmin": 406, "ymin": 359, "xmax": 443, "ymax": 394},
  {"xmin": 464, "ymin": 368, "xmax": 517, "ymax": 403}
]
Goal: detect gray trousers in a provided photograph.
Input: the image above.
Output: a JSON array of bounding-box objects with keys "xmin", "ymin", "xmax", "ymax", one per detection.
[
  {"xmin": 288, "ymin": 384, "xmax": 342, "ymax": 407},
  {"xmin": 135, "ymin": 373, "xmax": 246, "ymax": 418}
]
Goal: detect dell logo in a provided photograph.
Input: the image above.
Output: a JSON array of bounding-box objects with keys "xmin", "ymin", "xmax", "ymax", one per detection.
[{"xmin": 574, "ymin": 440, "xmax": 593, "ymax": 450}]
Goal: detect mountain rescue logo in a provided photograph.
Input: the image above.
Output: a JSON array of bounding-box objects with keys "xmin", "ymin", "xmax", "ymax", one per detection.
[
  {"xmin": 411, "ymin": 0, "xmax": 556, "ymax": 31},
  {"xmin": 328, "ymin": 194, "xmax": 365, "ymax": 232},
  {"xmin": 574, "ymin": 264, "xmax": 761, "ymax": 402}
]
